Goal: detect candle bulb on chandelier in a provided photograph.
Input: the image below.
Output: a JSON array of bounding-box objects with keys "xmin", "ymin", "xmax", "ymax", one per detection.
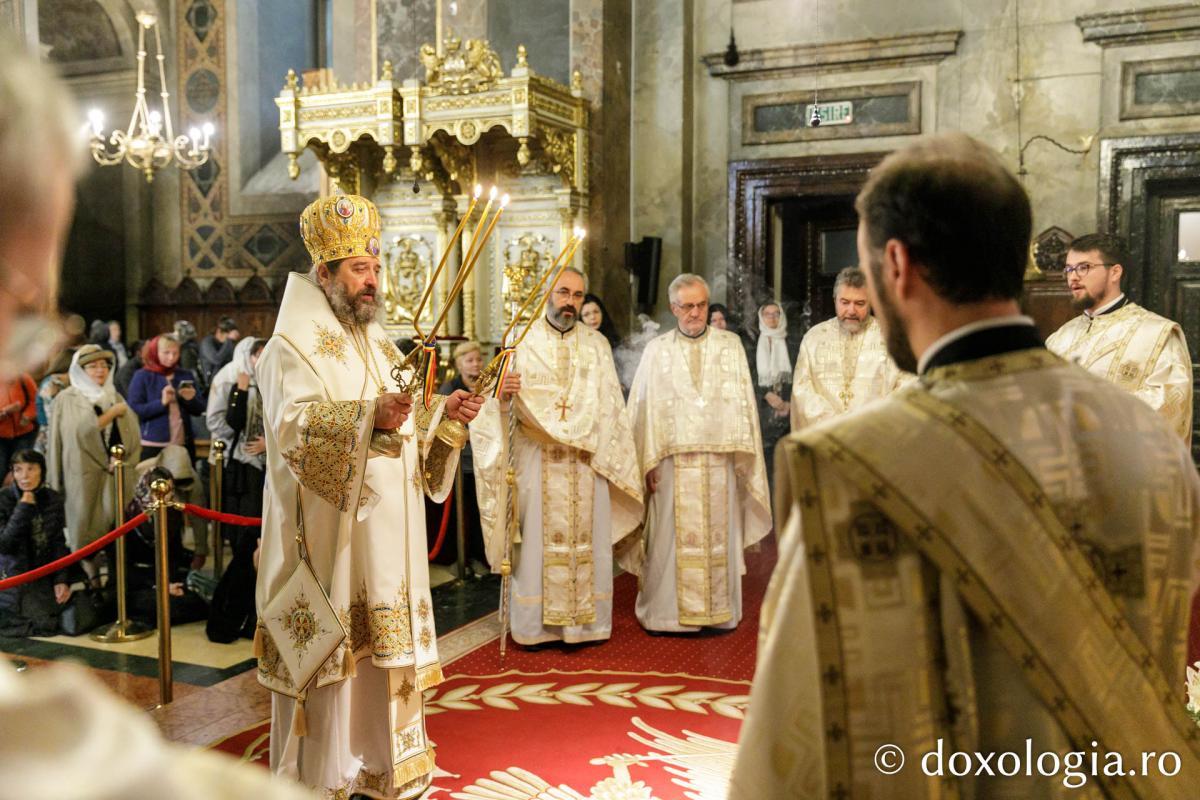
[{"xmin": 88, "ymin": 109, "xmax": 104, "ymax": 137}]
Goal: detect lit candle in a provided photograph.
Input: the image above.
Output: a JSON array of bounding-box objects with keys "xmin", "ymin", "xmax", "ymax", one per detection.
[
  {"xmin": 429, "ymin": 192, "xmax": 508, "ymax": 338},
  {"xmin": 412, "ymin": 183, "xmax": 481, "ymax": 339}
]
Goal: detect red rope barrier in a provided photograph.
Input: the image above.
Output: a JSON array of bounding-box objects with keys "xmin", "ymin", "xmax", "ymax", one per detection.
[
  {"xmin": 181, "ymin": 503, "xmax": 262, "ymax": 527},
  {"xmin": 0, "ymin": 512, "xmax": 149, "ymax": 592},
  {"xmin": 427, "ymin": 486, "xmax": 454, "ymax": 560}
]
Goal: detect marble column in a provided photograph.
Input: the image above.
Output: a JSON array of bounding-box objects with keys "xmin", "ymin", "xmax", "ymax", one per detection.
[
  {"xmin": 440, "ymin": 0, "xmax": 487, "ymax": 40},
  {"xmin": 692, "ymin": 0, "xmax": 729, "ymax": 301},
  {"xmin": 332, "ymin": 0, "xmax": 376, "ymax": 85},
  {"xmin": 569, "ymin": 0, "xmax": 634, "ymax": 332},
  {"xmin": 631, "ymin": 0, "xmax": 692, "ymax": 326},
  {"xmin": 377, "ymin": 0, "xmax": 437, "ymax": 83}
]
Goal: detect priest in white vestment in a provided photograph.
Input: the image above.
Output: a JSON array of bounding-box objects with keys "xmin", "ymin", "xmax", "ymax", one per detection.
[
  {"xmin": 255, "ymin": 195, "xmax": 480, "ymax": 800},
  {"xmin": 1045, "ymin": 232, "xmax": 1193, "ymax": 442},
  {"xmin": 790, "ymin": 266, "xmax": 905, "ymax": 430},
  {"xmin": 626, "ymin": 274, "xmax": 772, "ymax": 633},
  {"xmin": 471, "ymin": 267, "xmax": 643, "ymax": 646},
  {"xmin": 733, "ymin": 134, "xmax": 1200, "ymax": 800}
]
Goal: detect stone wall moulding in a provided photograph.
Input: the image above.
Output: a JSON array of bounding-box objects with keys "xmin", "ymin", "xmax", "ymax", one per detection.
[
  {"xmin": 1077, "ymin": 4, "xmax": 1200, "ymax": 48},
  {"xmin": 277, "ymin": 37, "xmax": 590, "ymax": 196},
  {"xmin": 1120, "ymin": 55, "xmax": 1200, "ymax": 120},
  {"xmin": 702, "ymin": 29, "xmax": 961, "ymax": 81}
]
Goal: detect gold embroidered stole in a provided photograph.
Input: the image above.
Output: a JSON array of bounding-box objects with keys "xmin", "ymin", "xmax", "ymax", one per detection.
[
  {"xmin": 781, "ymin": 349, "xmax": 1200, "ymax": 799},
  {"xmin": 669, "ymin": 332, "xmax": 732, "ymax": 624},
  {"xmin": 673, "ymin": 451, "xmax": 732, "ymax": 626},
  {"xmin": 540, "ymin": 443, "xmax": 596, "ymax": 626},
  {"xmin": 1060, "ymin": 304, "xmax": 1177, "ymax": 393},
  {"xmin": 837, "ymin": 323, "xmax": 869, "ymax": 410}
]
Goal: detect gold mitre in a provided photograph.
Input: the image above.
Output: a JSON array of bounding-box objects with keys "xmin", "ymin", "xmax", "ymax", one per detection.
[{"xmin": 299, "ymin": 194, "xmax": 382, "ymax": 265}]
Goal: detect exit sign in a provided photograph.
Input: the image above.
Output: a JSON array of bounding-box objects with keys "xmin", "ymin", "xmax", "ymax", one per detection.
[{"xmin": 806, "ymin": 100, "xmax": 854, "ymax": 126}]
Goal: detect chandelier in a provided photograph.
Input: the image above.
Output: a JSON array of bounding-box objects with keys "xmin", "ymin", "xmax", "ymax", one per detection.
[{"xmin": 87, "ymin": 11, "xmax": 214, "ymax": 182}]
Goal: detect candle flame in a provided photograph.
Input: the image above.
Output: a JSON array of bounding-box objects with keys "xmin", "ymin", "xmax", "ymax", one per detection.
[
  {"xmin": 500, "ymin": 194, "xmax": 511, "ymax": 207},
  {"xmin": 488, "ymin": 185, "xmax": 498, "ymax": 199},
  {"xmin": 474, "ymin": 184, "xmax": 483, "ymax": 198}
]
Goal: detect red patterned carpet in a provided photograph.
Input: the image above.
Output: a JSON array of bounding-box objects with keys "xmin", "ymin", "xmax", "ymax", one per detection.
[{"xmin": 212, "ymin": 538, "xmax": 777, "ymax": 799}]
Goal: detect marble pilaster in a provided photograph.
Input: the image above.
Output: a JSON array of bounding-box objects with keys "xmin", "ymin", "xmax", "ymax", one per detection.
[
  {"xmin": 377, "ymin": 0, "xmax": 437, "ymax": 83},
  {"xmin": 632, "ymin": 0, "xmax": 690, "ymax": 327}
]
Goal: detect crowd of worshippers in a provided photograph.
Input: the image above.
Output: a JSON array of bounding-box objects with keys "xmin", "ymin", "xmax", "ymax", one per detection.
[{"xmin": 0, "ymin": 315, "xmax": 266, "ymax": 643}]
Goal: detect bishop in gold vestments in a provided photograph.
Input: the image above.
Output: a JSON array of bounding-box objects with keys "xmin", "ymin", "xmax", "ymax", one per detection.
[
  {"xmin": 626, "ymin": 274, "xmax": 772, "ymax": 633},
  {"xmin": 256, "ymin": 196, "xmax": 476, "ymax": 800},
  {"xmin": 471, "ymin": 269, "xmax": 643, "ymax": 646}
]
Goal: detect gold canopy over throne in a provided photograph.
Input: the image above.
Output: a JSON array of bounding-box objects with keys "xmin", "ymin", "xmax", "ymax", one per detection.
[{"xmin": 276, "ymin": 36, "xmax": 589, "ymax": 344}]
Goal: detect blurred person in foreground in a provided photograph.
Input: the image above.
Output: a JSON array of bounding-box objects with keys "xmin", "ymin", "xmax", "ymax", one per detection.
[{"xmin": 731, "ymin": 132, "xmax": 1200, "ymax": 799}]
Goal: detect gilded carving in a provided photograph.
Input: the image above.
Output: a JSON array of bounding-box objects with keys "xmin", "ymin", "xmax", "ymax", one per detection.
[
  {"xmin": 538, "ymin": 127, "xmax": 576, "ymax": 188},
  {"xmin": 503, "ymin": 232, "xmax": 554, "ymax": 319},
  {"xmin": 427, "ymin": 133, "xmax": 475, "ymax": 188},
  {"xmin": 420, "ymin": 35, "xmax": 504, "ymax": 96},
  {"xmin": 383, "ymin": 235, "xmax": 433, "ymax": 326}
]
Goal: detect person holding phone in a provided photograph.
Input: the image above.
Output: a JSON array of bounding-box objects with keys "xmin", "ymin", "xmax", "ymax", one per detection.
[{"xmin": 126, "ymin": 334, "xmax": 207, "ymax": 460}]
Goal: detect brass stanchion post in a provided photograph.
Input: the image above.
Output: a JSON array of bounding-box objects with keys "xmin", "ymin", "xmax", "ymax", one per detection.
[
  {"xmin": 91, "ymin": 444, "xmax": 151, "ymax": 642},
  {"xmin": 150, "ymin": 478, "xmax": 174, "ymax": 705},
  {"xmin": 210, "ymin": 439, "xmax": 225, "ymax": 580},
  {"xmin": 453, "ymin": 462, "xmax": 466, "ymax": 585}
]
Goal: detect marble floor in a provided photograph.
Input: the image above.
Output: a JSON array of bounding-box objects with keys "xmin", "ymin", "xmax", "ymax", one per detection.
[{"xmin": 0, "ymin": 570, "xmax": 503, "ymax": 745}]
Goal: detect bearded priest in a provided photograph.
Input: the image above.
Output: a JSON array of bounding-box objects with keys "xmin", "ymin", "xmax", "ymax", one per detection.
[
  {"xmin": 255, "ymin": 194, "xmax": 481, "ymax": 800},
  {"xmin": 790, "ymin": 266, "xmax": 905, "ymax": 431},
  {"xmin": 626, "ymin": 273, "xmax": 772, "ymax": 633},
  {"xmin": 470, "ymin": 267, "xmax": 643, "ymax": 647}
]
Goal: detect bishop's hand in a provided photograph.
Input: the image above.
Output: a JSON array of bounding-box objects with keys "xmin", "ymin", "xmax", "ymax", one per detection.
[
  {"xmin": 375, "ymin": 392, "xmax": 413, "ymax": 430},
  {"xmin": 446, "ymin": 389, "xmax": 482, "ymax": 424}
]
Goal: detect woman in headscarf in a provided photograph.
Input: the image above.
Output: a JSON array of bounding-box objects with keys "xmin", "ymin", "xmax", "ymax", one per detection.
[
  {"xmin": 205, "ymin": 336, "xmax": 266, "ymax": 525},
  {"xmin": 45, "ymin": 344, "xmax": 140, "ymax": 581},
  {"xmin": 126, "ymin": 334, "xmax": 206, "ymax": 460},
  {"xmin": 754, "ymin": 301, "xmax": 793, "ymax": 475},
  {"xmin": 204, "ymin": 336, "xmax": 266, "ymax": 642}
]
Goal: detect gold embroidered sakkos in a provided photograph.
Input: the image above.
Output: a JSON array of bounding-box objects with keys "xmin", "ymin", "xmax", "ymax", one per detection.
[
  {"xmin": 312, "ymin": 322, "xmax": 349, "ymax": 364},
  {"xmin": 282, "ymin": 400, "xmax": 368, "ymax": 513}
]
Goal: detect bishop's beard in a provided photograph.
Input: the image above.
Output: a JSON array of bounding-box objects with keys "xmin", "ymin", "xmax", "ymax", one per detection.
[{"xmin": 327, "ymin": 281, "xmax": 380, "ymax": 325}]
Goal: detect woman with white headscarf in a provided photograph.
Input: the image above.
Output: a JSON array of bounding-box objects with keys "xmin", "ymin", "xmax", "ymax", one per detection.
[
  {"xmin": 755, "ymin": 301, "xmax": 793, "ymax": 390},
  {"xmin": 46, "ymin": 345, "xmax": 141, "ymax": 576},
  {"xmin": 204, "ymin": 336, "xmax": 267, "ymax": 642},
  {"xmin": 754, "ymin": 301, "xmax": 793, "ymax": 484}
]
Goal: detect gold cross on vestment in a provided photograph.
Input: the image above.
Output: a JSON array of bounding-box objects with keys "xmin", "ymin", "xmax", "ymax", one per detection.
[
  {"xmin": 838, "ymin": 388, "xmax": 853, "ymax": 406},
  {"xmin": 556, "ymin": 397, "xmax": 572, "ymax": 421}
]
